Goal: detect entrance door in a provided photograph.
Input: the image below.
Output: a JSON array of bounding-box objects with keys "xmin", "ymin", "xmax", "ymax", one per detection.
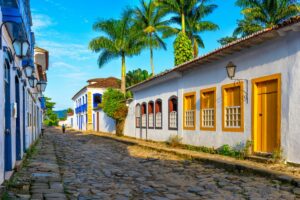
[
  {"xmin": 15, "ymin": 77, "xmax": 21, "ymax": 160},
  {"xmin": 4, "ymin": 61, "xmax": 12, "ymax": 171},
  {"xmin": 253, "ymin": 75, "xmax": 280, "ymax": 154},
  {"xmin": 96, "ymin": 112, "xmax": 99, "ymax": 132},
  {"xmin": 22, "ymin": 86, "xmax": 26, "ymax": 152}
]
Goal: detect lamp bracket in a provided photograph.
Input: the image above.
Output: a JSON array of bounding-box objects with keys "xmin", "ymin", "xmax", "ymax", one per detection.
[{"xmin": 232, "ymin": 78, "xmax": 249, "ymax": 104}]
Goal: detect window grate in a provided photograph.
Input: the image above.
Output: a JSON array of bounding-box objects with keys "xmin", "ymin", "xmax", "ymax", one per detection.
[
  {"xmin": 225, "ymin": 106, "xmax": 241, "ymax": 128},
  {"xmin": 142, "ymin": 114, "xmax": 147, "ymax": 127},
  {"xmin": 185, "ymin": 110, "xmax": 195, "ymax": 128},
  {"xmin": 202, "ymin": 108, "xmax": 214, "ymax": 128},
  {"xmin": 155, "ymin": 112, "xmax": 162, "ymax": 128},
  {"xmin": 169, "ymin": 111, "xmax": 177, "ymax": 129},
  {"xmin": 148, "ymin": 113, "xmax": 154, "ymax": 128}
]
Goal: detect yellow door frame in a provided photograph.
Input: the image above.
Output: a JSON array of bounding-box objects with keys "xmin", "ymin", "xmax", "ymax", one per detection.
[{"xmin": 251, "ymin": 73, "xmax": 281, "ymax": 153}]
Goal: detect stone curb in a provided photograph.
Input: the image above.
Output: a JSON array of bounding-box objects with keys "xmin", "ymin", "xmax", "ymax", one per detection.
[{"xmin": 86, "ymin": 131, "xmax": 300, "ymax": 188}]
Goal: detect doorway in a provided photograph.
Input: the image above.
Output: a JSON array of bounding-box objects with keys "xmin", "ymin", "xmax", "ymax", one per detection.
[
  {"xmin": 15, "ymin": 77, "xmax": 21, "ymax": 160},
  {"xmin": 96, "ymin": 112, "xmax": 100, "ymax": 132},
  {"xmin": 252, "ymin": 74, "xmax": 281, "ymax": 154}
]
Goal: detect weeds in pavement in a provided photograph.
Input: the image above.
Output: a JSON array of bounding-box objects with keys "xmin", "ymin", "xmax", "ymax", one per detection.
[{"xmin": 167, "ymin": 135, "xmax": 183, "ymax": 147}]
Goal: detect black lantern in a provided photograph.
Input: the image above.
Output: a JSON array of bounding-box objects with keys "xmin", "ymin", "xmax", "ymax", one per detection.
[
  {"xmin": 226, "ymin": 61, "xmax": 236, "ymax": 79},
  {"xmin": 12, "ymin": 39, "xmax": 29, "ymax": 58},
  {"xmin": 28, "ymin": 76, "xmax": 35, "ymax": 88},
  {"xmin": 37, "ymin": 81, "xmax": 47, "ymax": 92}
]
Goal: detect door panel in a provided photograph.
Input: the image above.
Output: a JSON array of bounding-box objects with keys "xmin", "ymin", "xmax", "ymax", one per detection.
[{"xmin": 255, "ymin": 80, "xmax": 278, "ymax": 153}]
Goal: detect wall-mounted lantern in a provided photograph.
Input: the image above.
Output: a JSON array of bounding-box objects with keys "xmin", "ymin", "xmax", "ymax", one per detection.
[
  {"xmin": 28, "ymin": 75, "xmax": 37, "ymax": 88},
  {"xmin": 225, "ymin": 61, "xmax": 249, "ymax": 104},
  {"xmin": 37, "ymin": 81, "xmax": 47, "ymax": 92},
  {"xmin": 12, "ymin": 39, "xmax": 29, "ymax": 58},
  {"xmin": 22, "ymin": 59, "xmax": 34, "ymax": 78}
]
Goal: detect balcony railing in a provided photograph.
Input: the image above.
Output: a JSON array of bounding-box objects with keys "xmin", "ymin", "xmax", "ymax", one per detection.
[{"xmin": 75, "ymin": 104, "xmax": 87, "ymax": 114}]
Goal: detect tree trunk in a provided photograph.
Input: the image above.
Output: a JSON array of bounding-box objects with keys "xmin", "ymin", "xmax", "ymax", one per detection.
[
  {"xmin": 116, "ymin": 119, "xmax": 125, "ymax": 136},
  {"xmin": 150, "ymin": 45, "xmax": 154, "ymax": 76},
  {"xmin": 181, "ymin": 13, "xmax": 186, "ymax": 34},
  {"xmin": 121, "ymin": 54, "xmax": 126, "ymax": 94},
  {"xmin": 193, "ymin": 38, "xmax": 198, "ymax": 58}
]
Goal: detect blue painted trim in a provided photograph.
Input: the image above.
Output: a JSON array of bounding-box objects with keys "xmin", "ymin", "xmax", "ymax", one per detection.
[{"xmin": 15, "ymin": 77, "xmax": 21, "ymax": 160}]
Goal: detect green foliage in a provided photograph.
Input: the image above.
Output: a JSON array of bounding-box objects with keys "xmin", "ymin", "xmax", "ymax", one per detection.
[
  {"xmin": 126, "ymin": 68, "xmax": 151, "ymax": 88},
  {"xmin": 67, "ymin": 108, "xmax": 74, "ymax": 115},
  {"xmin": 167, "ymin": 135, "xmax": 183, "ymax": 147},
  {"xmin": 100, "ymin": 88, "xmax": 128, "ymax": 136},
  {"xmin": 272, "ymin": 147, "xmax": 283, "ymax": 162},
  {"xmin": 218, "ymin": 36, "xmax": 239, "ymax": 46},
  {"xmin": 174, "ymin": 32, "xmax": 193, "ymax": 66},
  {"xmin": 234, "ymin": 0, "xmax": 300, "ymax": 37},
  {"xmin": 43, "ymin": 97, "xmax": 59, "ymax": 127}
]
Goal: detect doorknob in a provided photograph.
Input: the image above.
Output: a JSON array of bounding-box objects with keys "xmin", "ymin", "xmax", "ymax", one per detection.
[{"xmin": 5, "ymin": 129, "xmax": 10, "ymax": 135}]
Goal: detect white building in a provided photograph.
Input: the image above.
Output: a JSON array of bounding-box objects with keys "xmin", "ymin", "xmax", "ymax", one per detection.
[
  {"xmin": 125, "ymin": 16, "xmax": 300, "ymax": 164},
  {"xmin": 71, "ymin": 77, "xmax": 120, "ymax": 133},
  {"xmin": 0, "ymin": 1, "xmax": 49, "ymax": 184}
]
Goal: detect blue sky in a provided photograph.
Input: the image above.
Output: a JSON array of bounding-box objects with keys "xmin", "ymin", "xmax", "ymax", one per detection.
[{"xmin": 31, "ymin": 0, "xmax": 242, "ymax": 110}]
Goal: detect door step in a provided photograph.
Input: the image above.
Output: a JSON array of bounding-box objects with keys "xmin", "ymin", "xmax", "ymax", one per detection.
[{"xmin": 246, "ymin": 155, "xmax": 275, "ymax": 164}]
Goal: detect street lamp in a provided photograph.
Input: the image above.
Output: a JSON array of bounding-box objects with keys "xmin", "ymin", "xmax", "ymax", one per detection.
[
  {"xmin": 12, "ymin": 39, "xmax": 29, "ymax": 58},
  {"xmin": 37, "ymin": 81, "xmax": 47, "ymax": 92},
  {"xmin": 226, "ymin": 61, "xmax": 236, "ymax": 80},
  {"xmin": 28, "ymin": 75, "xmax": 37, "ymax": 88},
  {"xmin": 225, "ymin": 61, "xmax": 249, "ymax": 104},
  {"xmin": 22, "ymin": 59, "xmax": 34, "ymax": 78}
]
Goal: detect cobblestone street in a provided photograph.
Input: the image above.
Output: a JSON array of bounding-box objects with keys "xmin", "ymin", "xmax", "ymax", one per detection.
[{"xmin": 6, "ymin": 128, "xmax": 300, "ymax": 199}]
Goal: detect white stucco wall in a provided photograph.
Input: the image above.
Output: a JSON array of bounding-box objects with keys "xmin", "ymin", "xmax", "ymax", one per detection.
[{"xmin": 126, "ymin": 30, "xmax": 300, "ymax": 164}]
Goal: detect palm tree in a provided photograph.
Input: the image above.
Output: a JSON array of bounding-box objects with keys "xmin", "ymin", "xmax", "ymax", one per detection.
[
  {"xmin": 89, "ymin": 9, "xmax": 145, "ymax": 93},
  {"xmin": 234, "ymin": 0, "xmax": 300, "ymax": 36},
  {"xmin": 126, "ymin": 68, "xmax": 151, "ymax": 88},
  {"xmin": 134, "ymin": 0, "xmax": 168, "ymax": 75},
  {"xmin": 159, "ymin": 0, "xmax": 219, "ymax": 57}
]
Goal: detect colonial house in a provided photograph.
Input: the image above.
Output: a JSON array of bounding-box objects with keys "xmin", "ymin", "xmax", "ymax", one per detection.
[
  {"xmin": 125, "ymin": 16, "xmax": 300, "ymax": 164},
  {"xmin": 71, "ymin": 77, "xmax": 120, "ymax": 133},
  {"xmin": 0, "ymin": 1, "xmax": 49, "ymax": 183}
]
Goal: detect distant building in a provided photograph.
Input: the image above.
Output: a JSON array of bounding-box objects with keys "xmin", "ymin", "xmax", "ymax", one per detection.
[
  {"xmin": 0, "ymin": 1, "xmax": 49, "ymax": 183},
  {"xmin": 71, "ymin": 77, "xmax": 120, "ymax": 133},
  {"xmin": 125, "ymin": 16, "xmax": 300, "ymax": 164}
]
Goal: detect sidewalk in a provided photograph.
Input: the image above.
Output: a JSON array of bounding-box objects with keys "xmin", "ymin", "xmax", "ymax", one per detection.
[
  {"xmin": 5, "ymin": 131, "xmax": 67, "ymax": 200},
  {"xmin": 76, "ymin": 129, "xmax": 300, "ymax": 188}
]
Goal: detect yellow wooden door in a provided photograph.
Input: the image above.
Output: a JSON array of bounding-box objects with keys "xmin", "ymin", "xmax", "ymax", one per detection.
[{"xmin": 256, "ymin": 80, "xmax": 278, "ymax": 153}]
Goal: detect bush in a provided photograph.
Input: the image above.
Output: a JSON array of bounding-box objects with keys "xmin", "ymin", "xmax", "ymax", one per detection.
[
  {"xmin": 167, "ymin": 135, "xmax": 183, "ymax": 147},
  {"xmin": 100, "ymin": 88, "xmax": 128, "ymax": 136},
  {"xmin": 173, "ymin": 32, "xmax": 193, "ymax": 66}
]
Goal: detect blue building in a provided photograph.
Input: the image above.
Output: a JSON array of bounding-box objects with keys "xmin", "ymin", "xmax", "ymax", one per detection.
[{"xmin": 0, "ymin": 0, "xmax": 49, "ymax": 183}]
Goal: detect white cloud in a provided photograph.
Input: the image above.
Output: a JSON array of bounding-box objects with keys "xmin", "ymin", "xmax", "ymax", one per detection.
[{"xmin": 32, "ymin": 14, "xmax": 54, "ymax": 33}]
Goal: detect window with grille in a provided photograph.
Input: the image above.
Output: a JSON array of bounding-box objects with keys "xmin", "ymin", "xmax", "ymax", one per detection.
[
  {"xmin": 148, "ymin": 102, "xmax": 154, "ymax": 128},
  {"xmin": 141, "ymin": 103, "xmax": 147, "ymax": 128},
  {"xmin": 222, "ymin": 83, "xmax": 244, "ymax": 132},
  {"xmin": 155, "ymin": 100, "xmax": 162, "ymax": 129},
  {"xmin": 135, "ymin": 104, "xmax": 141, "ymax": 128},
  {"xmin": 169, "ymin": 97, "xmax": 178, "ymax": 129},
  {"xmin": 184, "ymin": 92, "xmax": 196, "ymax": 130},
  {"xmin": 200, "ymin": 88, "xmax": 216, "ymax": 130}
]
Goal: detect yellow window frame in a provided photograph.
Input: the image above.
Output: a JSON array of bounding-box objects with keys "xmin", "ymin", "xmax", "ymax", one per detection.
[
  {"xmin": 200, "ymin": 87, "xmax": 216, "ymax": 131},
  {"xmin": 183, "ymin": 92, "xmax": 196, "ymax": 130},
  {"xmin": 222, "ymin": 82, "xmax": 244, "ymax": 132}
]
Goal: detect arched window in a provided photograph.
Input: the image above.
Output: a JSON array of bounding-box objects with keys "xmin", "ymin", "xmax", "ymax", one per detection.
[
  {"xmin": 135, "ymin": 104, "xmax": 141, "ymax": 128},
  {"xmin": 148, "ymin": 101, "xmax": 154, "ymax": 129},
  {"xmin": 141, "ymin": 103, "xmax": 147, "ymax": 128},
  {"xmin": 168, "ymin": 96, "xmax": 178, "ymax": 130},
  {"xmin": 155, "ymin": 99, "xmax": 162, "ymax": 129}
]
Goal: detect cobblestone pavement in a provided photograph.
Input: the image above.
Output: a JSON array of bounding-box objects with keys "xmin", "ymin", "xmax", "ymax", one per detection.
[
  {"xmin": 6, "ymin": 131, "xmax": 67, "ymax": 200},
  {"xmin": 48, "ymin": 129, "xmax": 299, "ymax": 200}
]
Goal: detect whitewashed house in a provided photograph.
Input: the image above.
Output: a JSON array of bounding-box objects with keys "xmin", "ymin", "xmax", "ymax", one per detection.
[
  {"xmin": 0, "ymin": 0, "xmax": 49, "ymax": 183},
  {"xmin": 125, "ymin": 16, "xmax": 300, "ymax": 164},
  {"xmin": 71, "ymin": 77, "xmax": 120, "ymax": 133}
]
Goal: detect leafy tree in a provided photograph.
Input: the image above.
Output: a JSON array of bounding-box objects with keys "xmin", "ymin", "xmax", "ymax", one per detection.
[
  {"xmin": 100, "ymin": 88, "xmax": 128, "ymax": 136},
  {"xmin": 234, "ymin": 0, "xmax": 300, "ymax": 37},
  {"xmin": 218, "ymin": 36, "xmax": 239, "ymax": 46},
  {"xmin": 43, "ymin": 97, "xmax": 59, "ymax": 127},
  {"xmin": 174, "ymin": 32, "xmax": 193, "ymax": 66},
  {"xmin": 162, "ymin": 0, "xmax": 219, "ymax": 57},
  {"xmin": 89, "ymin": 9, "xmax": 145, "ymax": 93},
  {"xmin": 126, "ymin": 68, "xmax": 151, "ymax": 88},
  {"xmin": 67, "ymin": 108, "xmax": 74, "ymax": 115},
  {"xmin": 134, "ymin": 0, "xmax": 168, "ymax": 75}
]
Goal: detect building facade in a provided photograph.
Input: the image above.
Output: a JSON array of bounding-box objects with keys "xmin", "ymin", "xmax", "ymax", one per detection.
[
  {"xmin": 71, "ymin": 77, "xmax": 120, "ymax": 133},
  {"xmin": 125, "ymin": 17, "xmax": 300, "ymax": 164},
  {"xmin": 0, "ymin": 0, "xmax": 49, "ymax": 184}
]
